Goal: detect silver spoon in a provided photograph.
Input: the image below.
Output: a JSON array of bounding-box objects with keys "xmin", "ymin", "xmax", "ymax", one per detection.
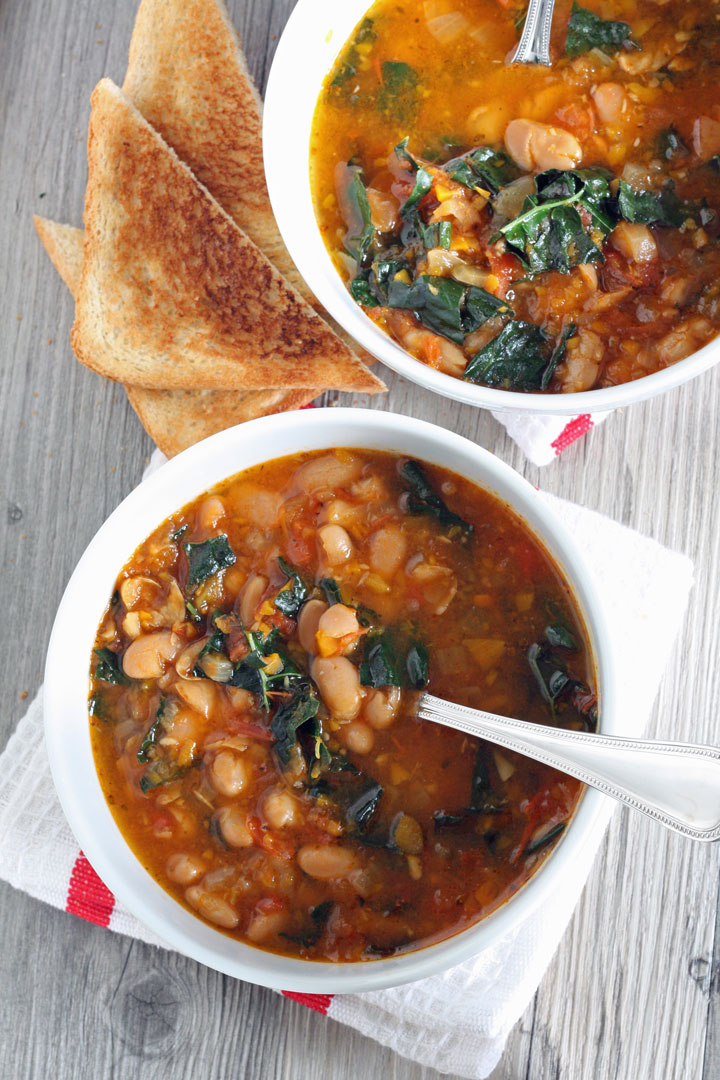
[
  {"xmin": 509, "ymin": 0, "xmax": 557, "ymax": 65},
  {"xmin": 417, "ymin": 693, "xmax": 720, "ymax": 841}
]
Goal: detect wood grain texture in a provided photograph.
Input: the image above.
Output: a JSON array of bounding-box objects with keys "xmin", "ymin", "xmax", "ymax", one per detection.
[{"xmin": 1, "ymin": 0, "xmax": 719, "ymax": 1078}]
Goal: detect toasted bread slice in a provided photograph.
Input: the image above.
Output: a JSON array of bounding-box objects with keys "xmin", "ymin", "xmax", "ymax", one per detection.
[
  {"xmin": 34, "ymin": 215, "xmax": 317, "ymax": 455},
  {"xmin": 122, "ymin": 0, "xmax": 365, "ymax": 360},
  {"xmin": 72, "ymin": 80, "xmax": 384, "ymax": 393},
  {"xmin": 124, "ymin": 385, "xmax": 317, "ymax": 456},
  {"xmin": 33, "ymin": 217, "xmax": 85, "ymax": 295}
]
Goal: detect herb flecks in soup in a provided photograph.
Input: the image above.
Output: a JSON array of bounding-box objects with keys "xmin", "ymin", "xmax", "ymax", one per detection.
[
  {"xmin": 90, "ymin": 450, "xmax": 596, "ymax": 961},
  {"xmin": 310, "ymin": 1, "xmax": 720, "ymax": 393}
]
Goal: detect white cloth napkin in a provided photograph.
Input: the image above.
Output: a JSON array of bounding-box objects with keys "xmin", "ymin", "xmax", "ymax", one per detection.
[
  {"xmin": 491, "ymin": 409, "xmax": 612, "ymax": 466},
  {"xmin": 0, "ymin": 452, "xmax": 693, "ymax": 1079}
]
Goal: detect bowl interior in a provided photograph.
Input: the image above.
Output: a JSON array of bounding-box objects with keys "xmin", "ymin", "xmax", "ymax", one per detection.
[
  {"xmin": 263, "ymin": 0, "xmax": 720, "ymax": 415},
  {"xmin": 44, "ymin": 409, "xmax": 616, "ymax": 992}
]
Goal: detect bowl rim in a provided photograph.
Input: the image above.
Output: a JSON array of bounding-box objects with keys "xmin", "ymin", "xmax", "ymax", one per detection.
[
  {"xmin": 44, "ymin": 407, "xmax": 617, "ymax": 993},
  {"xmin": 263, "ymin": 0, "xmax": 720, "ymax": 416}
]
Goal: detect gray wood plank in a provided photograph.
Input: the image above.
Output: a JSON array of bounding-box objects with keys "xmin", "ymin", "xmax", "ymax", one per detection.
[{"xmin": 2, "ymin": 0, "xmax": 719, "ymax": 1077}]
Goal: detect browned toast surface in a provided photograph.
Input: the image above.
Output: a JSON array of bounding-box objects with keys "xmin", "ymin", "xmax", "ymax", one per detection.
[
  {"xmin": 71, "ymin": 80, "xmax": 383, "ymax": 393},
  {"xmin": 34, "ymin": 215, "xmax": 317, "ymax": 455}
]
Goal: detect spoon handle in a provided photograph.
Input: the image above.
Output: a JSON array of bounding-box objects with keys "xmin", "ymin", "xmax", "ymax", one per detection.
[
  {"xmin": 509, "ymin": 0, "xmax": 556, "ymax": 65},
  {"xmin": 417, "ymin": 693, "xmax": 720, "ymax": 841}
]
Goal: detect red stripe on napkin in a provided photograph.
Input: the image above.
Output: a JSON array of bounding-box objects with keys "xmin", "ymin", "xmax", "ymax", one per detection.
[
  {"xmin": 551, "ymin": 414, "xmax": 593, "ymax": 455},
  {"xmin": 65, "ymin": 853, "xmax": 115, "ymax": 927},
  {"xmin": 282, "ymin": 991, "xmax": 334, "ymax": 1014}
]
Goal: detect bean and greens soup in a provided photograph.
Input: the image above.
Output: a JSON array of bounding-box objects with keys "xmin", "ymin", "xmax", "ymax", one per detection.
[
  {"xmin": 90, "ymin": 450, "xmax": 597, "ymax": 961},
  {"xmin": 310, "ymin": 0, "xmax": 720, "ymax": 393}
]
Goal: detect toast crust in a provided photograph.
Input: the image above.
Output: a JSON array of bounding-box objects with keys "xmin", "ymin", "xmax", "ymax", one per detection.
[
  {"xmin": 71, "ymin": 79, "xmax": 384, "ymax": 394},
  {"xmin": 35, "ymin": 215, "xmax": 317, "ymax": 456}
]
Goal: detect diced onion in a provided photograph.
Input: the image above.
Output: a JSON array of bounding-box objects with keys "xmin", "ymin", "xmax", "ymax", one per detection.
[
  {"xmin": 493, "ymin": 749, "xmax": 516, "ymax": 783},
  {"xmin": 424, "ymin": 1, "xmax": 469, "ymax": 44}
]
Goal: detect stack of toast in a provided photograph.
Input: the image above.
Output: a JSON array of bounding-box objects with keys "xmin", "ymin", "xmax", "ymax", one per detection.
[{"xmin": 35, "ymin": 0, "xmax": 385, "ymax": 456}]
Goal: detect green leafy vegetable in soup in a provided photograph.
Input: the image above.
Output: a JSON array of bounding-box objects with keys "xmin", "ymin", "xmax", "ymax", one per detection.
[
  {"xmin": 88, "ymin": 448, "xmax": 596, "ymax": 962},
  {"xmin": 311, "ymin": 0, "xmax": 720, "ymax": 394}
]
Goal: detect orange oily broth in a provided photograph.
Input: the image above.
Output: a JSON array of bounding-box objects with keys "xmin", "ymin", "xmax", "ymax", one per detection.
[
  {"xmin": 89, "ymin": 450, "xmax": 595, "ymax": 961},
  {"xmin": 310, "ymin": 0, "xmax": 720, "ymax": 391}
]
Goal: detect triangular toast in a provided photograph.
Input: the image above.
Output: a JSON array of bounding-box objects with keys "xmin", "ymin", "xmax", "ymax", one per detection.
[
  {"xmin": 122, "ymin": 0, "xmax": 358, "ymax": 343},
  {"xmin": 35, "ymin": 216, "xmax": 317, "ymax": 456},
  {"xmin": 71, "ymin": 79, "xmax": 384, "ymax": 393}
]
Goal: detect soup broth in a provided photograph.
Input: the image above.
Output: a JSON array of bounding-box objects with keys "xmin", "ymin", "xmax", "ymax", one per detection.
[
  {"xmin": 311, "ymin": 0, "xmax": 720, "ymax": 392},
  {"xmin": 90, "ymin": 449, "xmax": 596, "ymax": 960}
]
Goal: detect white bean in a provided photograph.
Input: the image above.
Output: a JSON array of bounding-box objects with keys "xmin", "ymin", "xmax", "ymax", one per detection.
[
  {"xmin": 592, "ymin": 82, "xmax": 628, "ymax": 126},
  {"xmin": 166, "ymin": 853, "xmax": 205, "ymax": 885},
  {"xmin": 294, "ymin": 453, "xmax": 363, "ymax": 494},
  {"xmin": 369, "ymin": 525, "xmax": 407, "ymax": 580},
  {"xmin": 245, "ymin": 907, "xmax": 288, "ymax": 943},
  {"xmin": 364, "ymin": 686, "xmax": 402, "ymax": 730},
  {"xmin": 317, "ymin": 603, "xmax": 359, "ymax": 640},
  {"xmin": 185, "ymin": 886, "xmax": 239, "ymax": 929},
  {"xmin": 175, "ymin": 678, "xmax": 218, "ymax": 719},
  {"xmin": 209, "ymin": 750, "xmax": 251, "ymax": 796},
  {"xmin": 342, "ymin": 720, "xmax": 375, "ymax": 755},
  {"xmin": 216, "ymin": 805, "xmax": 254, "ymax": 848},
  {"xmin": 297, "ymin": 599, "xmax": 328, "ymax": 654},
  {"xmin": 262, "ymin": 787, "xmax": 303, "ymax": 829},
  {"xmin": 122, "ymin": 630, "xmax": 181, "ymax": 680},
  {"xmin": 311, "ymin": 657, "xmax": 362, "ymax": 721},
  {"xmin": 318, "ymin": 524, "xmax": 353, "ymax": 565},
  {"xmin": 197, "ymin": 496, "xmax": 226, "ymax": 532},
  {"xmin": 504, "ymin": 118, "xmax": 582, "ymax": 172},
  {"xmin": 239, "ymin": 574, "xmax": 268, "ymax": 626},
  {"xmin": 297, "ymin": 844, "xmax": 360, "ymax": 880},
  {"xmin": 119, "ymin": 576, "xmax": 161, "ymax": 610},
  {"xmin": 175, "ymin": 639, "xmax": 205, "ymax": 679}
]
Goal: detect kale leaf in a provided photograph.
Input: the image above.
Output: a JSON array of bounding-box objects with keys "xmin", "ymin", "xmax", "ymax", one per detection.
[
  {"xmin": 406, "ymin": 641, "xmax": 430, "ymax": 690},
  {"xmin": 617, "ymin": 180, "xmax": 691, "ymax": 227},
  {"xmin": 542, "ymin": 323, "xmax": 577, "ymax": 391},
  {"xmin": 270, "ymin": 682, "xmax": 322, "ymax": 765},
  {"xmin": 418, "ymin": 219, "xmax": 452, "ymax": 251},
  {"xmin": 139, "ymin": 759, "xmax": 187, "ymax": 793},
  {"xmin": 565, "ymin": 2, "xmax": 634, "ymax": 57},
  {"xmin": 93, "ymin": 647, "xmax": 129, "ymax": 686},
  {"xmin": 464, "ymin": 319, "xmax": 575, "ymax": 391},
  {"xmin": 359, "ymin": 626, "xmax": 430, "ymax": 690},
  {"xmin": 527, "ymin": 642, "xmax": 570, "ymax": 714},
  {"xmin": 331, "ymin": 17, "xmax": 376, "ymax": 87},
  {"xmin": 444, "ymin": 145, "xmax": 520, "ymax": 194},
  {"xmin": 137, "ymin": 700, "xmax": 166, "ymax": 763},
  {"xmin": 183, "ymin": 534, "xmax": 236, "ymax": 590},
  {"xmin": 400, "ymin": 458, "xmax": 474, "ymax": 537},
  {"xmin": 657, "ymin": 127, "xmax": 689, "ymax": 161},
  {"xmin": 498, "ymin": 169, "xmax": 615, "ymax": 275},
  {"xmin": 395, "ymin": 138, "xmax": 433, "ymax": 216},
  {"xmin": 230, "ymin": 625, "xmax": 301, "ymax": 710},
  {"xmin": 545, "ymin": 623, "xmax": 577, "ymax": 650},
  {"xmin": 360, "ymin": 631, "xmax": 401, "ymax": 687},
  {"xmin": 387, "ymin": 274, "xmax": 510, "ymax": 345},
  {"xmin": 524, "ymin": 822, "xmax": 566, "ymax": 856},
  {"xmin": 350, "ymin": 274, "xmax": 380, "ymax": 307},
  {"xmin": 346, "ymin": 781, "xmax": 384, "ymax": 831},
  {"xmin": 136, "ymin": 701, "xmax": 191, "ymax": 791},
  {"xmin": 274, "ymin": 556, "xmax": 308, "ymax": 618},
  {"xmin": 378, "ymin": 61, "xmax": 419, "ymax": 124},
  {"xmin": 319, "ymin": 577, "xmax": 343, "ymax": 606},
  {"xmin": 343, "ymin": 169, "xmax": 375, "ymax": 263}
]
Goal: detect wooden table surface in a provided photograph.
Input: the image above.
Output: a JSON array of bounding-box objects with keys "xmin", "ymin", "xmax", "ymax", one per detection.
[{"xmin": 2, "ymin": 1, "xmax": 720, "ymax": 1077}]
